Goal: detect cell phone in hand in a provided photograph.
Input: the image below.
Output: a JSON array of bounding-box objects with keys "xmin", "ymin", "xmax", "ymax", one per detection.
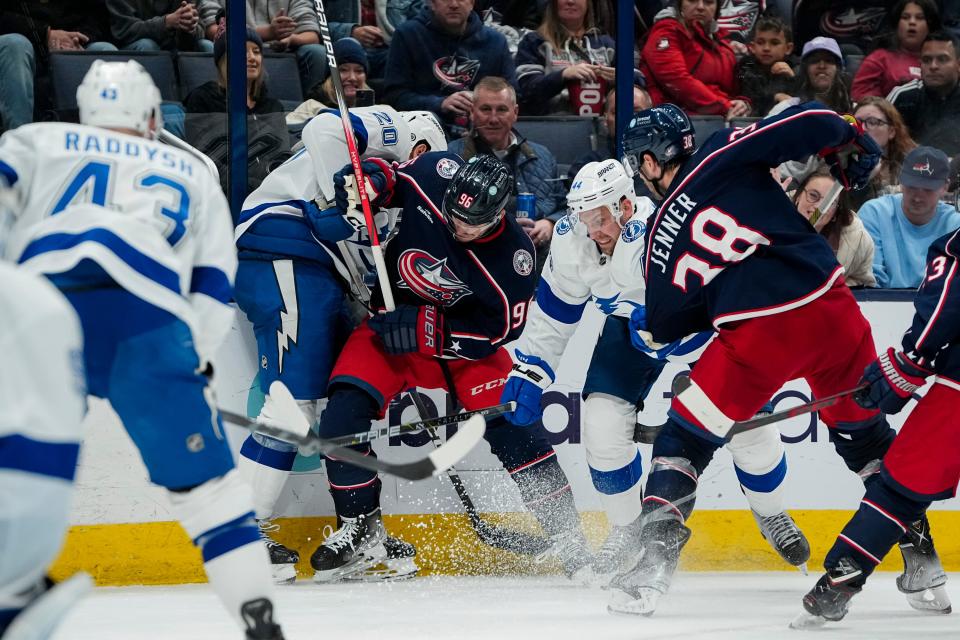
[{"xmin": 355, "ymin": 89, "xmax": 375, "ymax": 108}]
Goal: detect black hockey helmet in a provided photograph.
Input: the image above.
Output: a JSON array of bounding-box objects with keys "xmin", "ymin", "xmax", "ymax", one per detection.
[
  {"xmin": 621, "ymin": 104, "xmax": 696, "ymax": 175},
  {"xmin": 442, "ymin": 154, "xmax": 511, "ymax": 236}
]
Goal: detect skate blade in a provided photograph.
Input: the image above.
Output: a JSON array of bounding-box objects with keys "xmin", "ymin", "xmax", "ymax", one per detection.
[
  {"xmin": 905, "ymin": 586, "xmax": 953, "ymax": 614},
  {"xmin": 796, "ymin": 563, "xmax": 808, "ymax": 576},
  {"xmin": 271, "ymin": 563, "xmax": 297, "ymax": 585},
  {"xmin": 789, "ymin": 611, "xmax": 827, "ymax": 629},
  {"xmin": 342, "ymin": 558, "xmax": 419, "ymax": 583},
  {"xmin": 607, "ymin": 587, "xmax": 661, "ymax": 617}
]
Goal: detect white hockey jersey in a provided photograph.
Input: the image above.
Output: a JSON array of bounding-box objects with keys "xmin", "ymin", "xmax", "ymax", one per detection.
[{"xmin": 0, "ymin": 122, "xmax": 237, "ymax": 361}]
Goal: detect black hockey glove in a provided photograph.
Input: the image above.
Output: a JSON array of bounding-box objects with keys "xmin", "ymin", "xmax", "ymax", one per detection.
[
  {"xmin": 368, "ymin": 305, "xmax": 445, "ymax": 357},
  {"xmin": 333, "ymin": 158, "xmax": 395, "ymax": 217},
  {"xmin": 854, "ymin": 348, "xmax": 931, "ymax": 414},
  {"xmin": 820, "ymin": 115, "xmax": 881, "ymax": 191}
]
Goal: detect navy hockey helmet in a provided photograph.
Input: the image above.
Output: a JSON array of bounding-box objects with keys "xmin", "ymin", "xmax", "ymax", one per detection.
[
  {"xmin": 442, "ymin": 155, "xmax": 511, "ymax": 236},
  {"xmin": 621, "ymin": 104, "xmax": 696, "ymax": 175}
]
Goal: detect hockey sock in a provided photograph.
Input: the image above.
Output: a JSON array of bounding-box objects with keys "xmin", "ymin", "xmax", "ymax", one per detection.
[
  {"xmin": 583, "ymin": 393, "xmax": 645, "ymax": 526},
  {"xmin": 509, "ymin": 452, "xmax": 580, "ymax": 536},
  {"xmin": 0, "ymin": 608, "xmax": 18, "ymax": 635},
  {"xmin": 642, "ymin": 420, "xmax": 719, "ymax": 524},
  {"xmin": 829, "ymin": 416, "xmax": 896, "ymax": 474},
  {"xmin": 238, "ymin": 435, "xmax": 298, "ymax": 520},
  {"xmin": 319, "ymin": 385, "xmax": 382, "ymax": 518},
  {"xmin": 168, "ymin": 470, "xmax": 276, "ymax": 629},
  {"xmin": 727, "ymin": 424, "xmax": 787, "ymax": 517}
]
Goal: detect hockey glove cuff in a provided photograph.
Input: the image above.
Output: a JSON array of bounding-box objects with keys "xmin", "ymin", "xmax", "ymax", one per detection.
[
  {"xmin": 820, "ymin": 115, "xmax": 881, "ymax": 191},
  {"xmin": 333, "ymin": 157, "xmax": 395, "ymax": 215},
  {"xmin": 629, "ymin": 305, "xmax": 683, "ymax": 360},
  {"xmin": 854, "ymin": 348, "xmax": 932, "ymax": 414},
  {"xmin": 367, "ymin": 304, "xmax": 445, "ymax": 357},
  {"xmin": 501, "ymin": 350, "xmax": 555, "ymax": 426}
]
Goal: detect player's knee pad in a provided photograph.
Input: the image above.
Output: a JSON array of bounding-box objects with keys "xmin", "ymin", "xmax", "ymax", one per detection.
[
  {"xmin": 582, "ymin": 393, "xmax": 638, "ymax": 470},
  {"xmin": 727, "ymin": 424, "xmax": 787, "ymax": 516},
  {"xmin": 651, "ymin": 418, "xmax": 719, "ymax": 476},
  {"xmin": 831, "ymin": 416, "xmax": 896, "ymax": 474},
  {"xmin": 167, "ymin": 470, "xmax": 261, "ymax": 563},
  {"xmin": 643, "ymin": 456, "xmax": 698, "ymax": 524}
]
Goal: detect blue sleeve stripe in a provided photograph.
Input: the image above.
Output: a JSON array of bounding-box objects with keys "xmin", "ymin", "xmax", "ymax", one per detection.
[
  {"xmin": 536, "ymin": 280, "xmax": 587, "ymax": 324},
  {"xmin": 0, "ymin": 159, "xmax": 18, "ymax": 187},
  {"xmin": 589, "ymin": 450, "xmax": 643, "ymax": 495},
  {"xmin": 18, "ymin": 229, "xmax": 181, "ymax": 295},
  {"xmin": 734, "ymin": 453, "xmax": 787, "ymax": 494},
  {"xmin": 190, "ymin": 266, "xmax": 233, "ymax": 304},
  {"xmin": 238, "ymin": 198, "xmax": 316, "ymax": 225},
  {"xmin": 672, "ymin": 330, "xmax": 713, "ymax": 356},
  {"xmin": 0, "ymin": 434, "xmax": 80, "ymax": 482}
]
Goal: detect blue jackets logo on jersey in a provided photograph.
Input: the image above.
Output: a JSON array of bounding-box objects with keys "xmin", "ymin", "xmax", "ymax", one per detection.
[
  {"xmin": 398, "ymin": 248, "xmax": 473, "ymax": 305},
  {"xmin": 436, "ymin": 157, "xmax": 460, "ymax": 179},
  {"xmin": 513, "ymin": 249, "xmax": 533, "ymax": 276},
  {"xmin": 622, "ymin": 219, "xmax": 645, "ymax": 243}
]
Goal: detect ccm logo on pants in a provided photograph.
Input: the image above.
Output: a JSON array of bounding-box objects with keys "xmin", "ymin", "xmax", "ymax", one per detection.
[{"xmin": 470, "ymin": 378, "xmax": 507, "ymax": 396}]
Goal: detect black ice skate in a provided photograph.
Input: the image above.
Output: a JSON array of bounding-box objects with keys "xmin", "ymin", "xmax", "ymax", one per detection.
[
  {"xmin": 258, "ymin": 519, "xmax": 299, "ymax": 584},
  {"xmin": 538, "ymin": 528, "xmax": 593, "ymax": 584},
  {"xmin": 310, "ymin": 509, "xmax": 387, "ymax": 582},
  {"xmin": 590, "ymin": 517, "xmax": 644, "ymax": 586},
  {"xmin": 607, "ymin": 518, "xmax": 691, "ymax": 616},
  {"xmin": 790, "ymin": 556, "xmax": 864, "ymax": 629},
  {"xmin": 897, "ymin": 515, "xmax": 951, "ymax": 614},
  {"xmin": 752, "ymin": 510, "xmax": 811, "ymax": 571},
  {"xmin": 1, "ymin": 573, "xmax": 93, "ymax": 640},
  {"xmin": 241, "ymin": 597, "xmax": 285, "ymax": 640},
  {"xmin": 343, "ymin": 535, "xmax": 419, "ymax": 582}
]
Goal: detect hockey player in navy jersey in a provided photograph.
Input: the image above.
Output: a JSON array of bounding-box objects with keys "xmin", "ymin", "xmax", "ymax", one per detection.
[
  {"xmin": 233, "ymin": 107, "xmax": 446, "ymax": 583},
  {"xmin": 500, "ymin": 158, "xmax": 809, "ymax": 584},
  {"xmin": 607, "ymin": 102, "xmax": 944, "ymax": 617},
  {"xmin": 795, "ymin": 228, "xmax": 959, "ymax": 627},
  {"xmin": 308, "ymin": 153, "xmax": 594, "ymax": 582}
]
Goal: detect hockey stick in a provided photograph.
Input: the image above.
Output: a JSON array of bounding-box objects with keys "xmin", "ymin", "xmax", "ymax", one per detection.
[
  {"xmin": 808, "ymin": 180, "xmax": 844, "ymax": 227},
  {"xmin": 220, "ymin": 382, "xmax": 485, "ymax": 480},
  {"xmin": 313, "ymin": 0, "xmax": 396, "ymax": 311},
  {"xmin": 671, "ymin": 375, "xmax": 869, "ymax": 441},
  {"xmin": 407, "ymin": 390, "xmax": 553, "ymax": 557}
]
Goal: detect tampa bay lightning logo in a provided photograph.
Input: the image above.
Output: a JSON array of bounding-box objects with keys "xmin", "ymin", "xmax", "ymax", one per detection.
[
  {"xmin": 397, "ymin": 249, "xmax": 472, "ymax": 305},
  {"xmin": 622, "ymin": 219, "xmax": 645, "ymax": 243},
  {"xmin": 555, "ymin": 215, "xmax": 573, "ymax": 236}
]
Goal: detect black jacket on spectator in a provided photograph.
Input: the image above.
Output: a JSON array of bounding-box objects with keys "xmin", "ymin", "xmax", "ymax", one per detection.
[
  {"xmin": 888, "ymin": 79, "xmax": 960, "ymax": 155},
  {"xmin": 0, "ymin": 0, "xmax": 111, "ymax": 56},
  {"xmin": 106, "ymin": 0, "xmax": 206, "ymax": 50},
  {"xmin": 184, "ymin": 81, "xmax": 285, "ymax": 114},
  {"xmin": 736, "ymin": 54, "xmax": 797, "ymax": 117}
]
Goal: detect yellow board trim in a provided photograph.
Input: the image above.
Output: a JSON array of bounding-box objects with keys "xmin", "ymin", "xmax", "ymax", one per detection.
[{"xmin": 50, "ymin": 510, "xmax": 960, "ymax": 586}]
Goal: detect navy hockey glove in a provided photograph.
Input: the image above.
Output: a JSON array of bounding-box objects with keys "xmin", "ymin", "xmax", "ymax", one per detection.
[
  {"xmin": 629, "ymin": 306, "xmax": 683, "ymax": 360},
  {"xmin": 821, "ymin": 115, "xmax": 882, "ymax": 191},
  {"xmin": 333, "ymin": 157, "xmax": 395, "ymax": 217},
  {"xmin": 500, "ymin": 350, "xmax": 555, "ymax": 426},
  {"xmin": 367, "ymin": 305, "xmax": 445, "ymax": 357},
  {"xmin": 854, "ymin": 348, "xmax": 931, "ymax": 414}
]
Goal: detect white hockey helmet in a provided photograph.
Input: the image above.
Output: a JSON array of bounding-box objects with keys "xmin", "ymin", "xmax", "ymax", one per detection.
[
  {"xmin": 567, "ymin": 159, "xmax": 637, "ymax": 230},
  {"xmin": 402, "ymin": 111, "xmax": 447, "ymax": 155},
  {"xmin": 77, "ymin": 60, "xmax": 162, "ymax": 138}
]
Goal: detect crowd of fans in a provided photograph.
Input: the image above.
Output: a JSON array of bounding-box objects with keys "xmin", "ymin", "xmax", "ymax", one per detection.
[{"xmin": 2, "ymin": 0, "xmax": 960, "ymax": 289}]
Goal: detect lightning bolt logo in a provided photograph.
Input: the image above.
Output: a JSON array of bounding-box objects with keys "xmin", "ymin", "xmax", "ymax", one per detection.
[{"xmin": 273, "ymin": 261, "xmax": 299, "ymax": 374}]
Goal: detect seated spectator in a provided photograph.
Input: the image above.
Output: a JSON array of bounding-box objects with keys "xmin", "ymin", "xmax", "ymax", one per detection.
[
  {"xmin": 287, "ymin": 37, "xmax": 371, "ymax": 125},
  {"xmin": 0, "ymin": 1, "xmax": 117, "ymax": 131},
  {"xmin": 792, "ymin": 166, "xmax": 877, "ymax": 287},
  {"xmin": 382, "ymin": 0, "xmax": 516, "ymax": 134},
  {"xmin": 888, "ymin": 30, "xmax": 960, "ymax": 155},
  {"xmin": 639, "ymin": 0, "xmax": 750, "ymax": 119},
  {"xmin": 326, "ymin": 0, "xmax": 408, "ymax": 78},
  {"xmin": 447, "ymin": 76, "xmax": 565, "ymax": 258},
  {"xmin": 771, "ymin": 37, "xmax": 851, "ymax": 115},
  {"xmin": 199, "ymin": 0, "xmax": 328, "ymax": 95},
  {"xmin": 850, "ymin": 96, "xmax": 917, "ymax": 209},
  {"xmin": 851, "ymin": 0, "xmax": 937, "ymax": 101},
  {"xmin": 106, "ymin": 0, "xmax": 214, "ymax": 52},
  {"xmin": 515, "ymin": 0, "xmax": 627, "ymax": 116},
  {"xmin": 858, "ymin": 146, "xmax": 960, "ymax": 288},
  {"xmin": 736, "ymin": 14, "xmax": 796, "ymax": 117}
]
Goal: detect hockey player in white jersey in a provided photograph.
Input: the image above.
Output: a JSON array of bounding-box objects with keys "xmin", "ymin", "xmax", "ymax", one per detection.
[
  {"xmin": 501, "ymin": 159, "xmax": 809, "ymax": 584},
  {"xmin": 232, "ymin": 106, "xmax": 446, "ymax": 582},
  {"xmin": 0, "ymin": 61, "xmax": 285, "ymax": 640},
  {"xmin": 0, "ymin": 262, "xmax": 90, "ymax": 640}
]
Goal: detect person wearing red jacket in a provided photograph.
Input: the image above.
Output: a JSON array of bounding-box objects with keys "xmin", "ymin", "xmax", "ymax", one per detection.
[{"xmin": 639, "ymin": 0, "xmax": 750, "ymax": 119}]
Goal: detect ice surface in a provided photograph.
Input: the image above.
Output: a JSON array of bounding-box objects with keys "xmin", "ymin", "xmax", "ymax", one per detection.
[{"xmin": 52, "ymin": 572, "xmax": 958, "ymax": 639}]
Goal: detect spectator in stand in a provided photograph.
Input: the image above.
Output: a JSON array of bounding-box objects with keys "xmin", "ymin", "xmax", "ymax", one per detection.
[
  {"xmin": 515, "ymin": 0, "xmax": 635, "ymax": 117},
  {"xmin": 792, "ymin": 166, "xmax": 877, "ymax": 287},
  {"xmin": 286, "ymin": 37, "xmax": 371, "ymax": 124},
  {"xmin": 851, "ymin": 0, "xmax": 938, "ymax": 101},
  {"xmin": 199, "ymin": 0, "xmax": 329, "ymax": 95},
  {"xmin": 736, "ymin": 14, "xmax": 796, "ymax": 117},
  {"xmin": 106, "ymin": 1, "xmax": 215, "ymax": 52},
  {"xmin": 888, "ymin": 30, "xmax": 960, "ymax": 155},
  {"xmin": 639, "ymin": 0, "xmax": 750, "ymax": 119},
  {"xmin": 447, "ymin": 75, "xmax": 565, "ymax": 258},
  {"xmin": 327, "ymin": 0, "xmax": 422, "ymax": 78},
  {"xmin": 770, "ymin": 36, "xmax": 851, "ymax": 115},
  {"xmin": 383, "ymin": 0, "xmax": 516, "ymax": 134},
  {"xmin": 859, "ymin": 146, "xmax": 960, "ymax": 288},
  {"xmin": 849, "ymin": 96, "xmax": 917, "ymax": 209}
]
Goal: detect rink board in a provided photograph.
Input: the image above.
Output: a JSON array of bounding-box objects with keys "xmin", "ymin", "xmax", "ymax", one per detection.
[{"xmin": 54, "ymin": 297, "xmax": 960, "ymax": 585}]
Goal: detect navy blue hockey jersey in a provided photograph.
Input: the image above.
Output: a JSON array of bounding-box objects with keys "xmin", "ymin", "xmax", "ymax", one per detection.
[
  {"xmin": 903, "ymin": 229, "xmax": 960, "ymax": 382},
  {"xmin": 373, "ymin": 151, "xmax": 538, "ymax": 361},
  {"xmin": 643, "ymin": 103, "xmax": 860, "ymax": 343}
]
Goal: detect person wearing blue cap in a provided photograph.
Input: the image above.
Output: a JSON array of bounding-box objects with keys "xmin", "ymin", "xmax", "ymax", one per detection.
[
  {"xmin": 287, "ymin": 37, "xmax": 373, "ymax": 125},
  {"xmin": 859, "ymin": 145, "xmax": 960, "ymax": 287}
]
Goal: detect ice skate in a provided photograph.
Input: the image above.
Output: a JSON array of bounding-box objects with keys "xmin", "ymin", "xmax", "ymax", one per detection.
[
  {"xmin": 897, "ymin": 516, "xmax": 951, "ymax": 614},
  {"xmin": 240, "ymin": 597, "xmax": 285, "ymax": 640},
  {"xmin": 791, "ymin": 556, "xmax": 863, "ymax": 629},
  {"xmin": 538, "ymin": 528, "xmax": 593, "ymax": 584},
  {"xmin": 310, "ymin": 509, "xmax": 387, "ymax": 582},
  {"xmin": 257, "ymin": 519, "xmax": 299, "ymax": 584},
  {"xmin": 607, "ymin": 519, "xmax": 691, "ymax": 616},
  {"xmin": 2, "ymin": 572, "xmax": 93, "ymax": 640},
  {"xmin": 343, "ymin": 535, "xmax": 419, "ymax": 582},
  {"xmin": 752, "ymin": 510, "xmax": 810, "ymax": 571},
  {"xmin": 590, "ymin": 517, "xmax": 643, "ymax": 587}
]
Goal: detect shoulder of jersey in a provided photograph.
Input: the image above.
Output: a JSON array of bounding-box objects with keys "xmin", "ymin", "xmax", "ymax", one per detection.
[{"xmin": 621, "ymin": 197, "xmax": 655, "ymax": 244}]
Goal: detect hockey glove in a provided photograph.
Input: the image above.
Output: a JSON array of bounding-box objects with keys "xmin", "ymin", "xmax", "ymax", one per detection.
[
  {"xmin": 333, "ymin": 157, "xmax": 395, "ymax": 217},
  {"xmin": 500, "ymin": 350, "xmax": 555, "ymax": 426},
  {"xmin": 854, "ymin": 348, "xmax": 931, "ymax": 414},
  {"xmin": 367, "ymin": 304, "xmax": 445, "ymax": 357},
  {"xmin": 820, "ymin": 115, "xmax": 882, "ymax": 191},
  {"xmin": 629, "ymin": 305, "xmax": 683, "ymax": 360}
]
